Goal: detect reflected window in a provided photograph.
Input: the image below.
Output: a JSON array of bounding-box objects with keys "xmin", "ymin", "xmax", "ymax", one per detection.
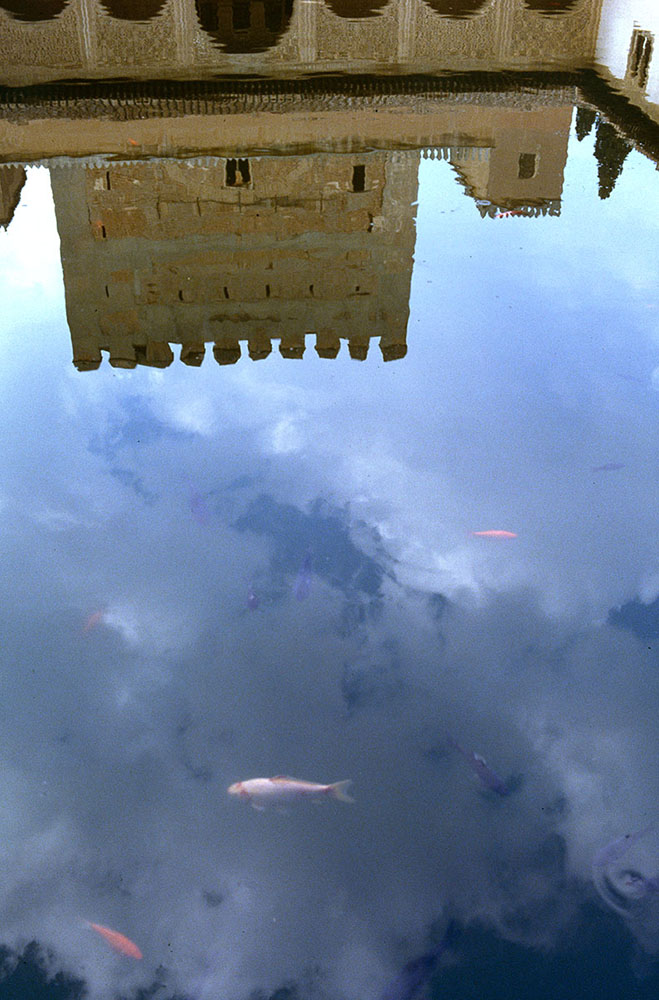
[
  {"xmin": 226, "ymin": 158, "xmax": 251, "ymax": 187},
  {"xmin": 352, "ymin": 165, "xmax": 366, "ymax": 192},
  {"xmin": 523, "ymin": 1, "xmax": 577, "ymax": 13},
  {"xmin": 627, "ymin": 29, "xmax": 653, "ymax": 90},
  {"xmin": 0, "ymin": 0, "xmax": 70, "ymax": 21},
  {"xmin": 99, "ymin": 1, "xmax": 167, "ymax": 20},
  {"xmin": 195, "ymin": 0, "xmax": 293, "ymax": 52},
  {"xmin": 324, "ymin": 0, "xmax": 389, "ymax": 18},
  {"xmin": 419, "ymin": 0, "xmax": 487, "ymax": 18},
  {"xmin": 518, "ymin": 153, "xmax": 537, "ymax": 179}
]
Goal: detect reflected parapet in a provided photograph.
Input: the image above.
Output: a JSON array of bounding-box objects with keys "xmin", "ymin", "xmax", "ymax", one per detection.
[
  {"xmin": 194, "ymin": 0, "xmax": 294, "ymax": 52},
  {"xmin": 0, "ymin": 0, "xmax": 69, "ymax": 21},
  {"xmin": 99, "ymin": 0, "xmax": 168, "ymax": 20},
  {"xmin": 50, "ymin": 152, "xmax": 418, "ymax": 371}
]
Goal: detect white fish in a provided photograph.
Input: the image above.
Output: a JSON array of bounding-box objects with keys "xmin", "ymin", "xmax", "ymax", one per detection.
[{"xmin": 227, "ymin": 776, "xmax": 354, "ymax": 810}]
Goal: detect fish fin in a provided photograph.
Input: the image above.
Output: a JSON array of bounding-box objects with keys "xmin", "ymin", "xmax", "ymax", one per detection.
[
  {"xmin": 271, "ymin": 775, "xmax": 295, "ymax": 782},
  {"xmin": 329, "ymin": 780, "xmax": 354, "ymax": 803}
]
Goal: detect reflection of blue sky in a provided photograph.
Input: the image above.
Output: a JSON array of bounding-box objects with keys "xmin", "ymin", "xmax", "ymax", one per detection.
[{"xmin": 0, "ymin": 134, "xmax": 658, "ymax": 999}]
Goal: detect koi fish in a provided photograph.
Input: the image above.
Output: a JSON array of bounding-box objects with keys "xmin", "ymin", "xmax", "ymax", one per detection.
[
  {"xmin": 227, "ymin": 776, "xmax": 354, "ymax": 809},
  {"xmin": 448, "ymin": 737, "xmax": 509, "ymax": 796},
  {"xmin": 471, "ymin": 530, "xmax": 517, "ymax": 539},
  {"xmin": 87, "ymin": 922, "xmax": 142, "ymax": 959},
  {"xmin": 189, "ymin": 486, "xmax": 209, "ymax": 526},
  {"xmin": 295, "ymin": 550, "xmax": 313, "ymax": 600},
  {"xmin": 378, "ymin": 921, "xmax": 460, "ymax": 1000},
  {"xmin": 83, "ymin": 610, "xmax": 105, "ymax": 633},
  {"xmin": 593, "ymin": 826, "xmax": 655, "ymax": 871}
]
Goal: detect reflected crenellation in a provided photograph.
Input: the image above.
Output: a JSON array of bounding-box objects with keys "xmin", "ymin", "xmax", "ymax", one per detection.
[{"xmin": 49, "ymin": 151, "xmax": 418, "ymax": 370}]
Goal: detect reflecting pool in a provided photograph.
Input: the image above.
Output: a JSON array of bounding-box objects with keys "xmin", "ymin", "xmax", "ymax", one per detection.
[{"xmin": 1, "ymin": 2, "xmax": 659, "ymax": 999}]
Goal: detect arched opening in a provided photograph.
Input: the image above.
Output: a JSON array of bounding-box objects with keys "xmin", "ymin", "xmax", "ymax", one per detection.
[
  {"xmin": 324, "ymin": 0, "xmax": 389, "ymax": 19},
  {"xmin": 420, "ymin": 0, "xmax": 488, "ymax": 17},
  {"xmin": 0, "ymin": 0, "xmax": 70, "ymax": 21},
  {"xmin": 523, "ymin": 0, "xmax": 577, "ymax": 14},
  {"xmin": 99, "ymin": 0, "xmax": 168, "ymax": 20},
  {"xmin": 195, "ymin": 0, "xmax": 293, "ymax": 53}
]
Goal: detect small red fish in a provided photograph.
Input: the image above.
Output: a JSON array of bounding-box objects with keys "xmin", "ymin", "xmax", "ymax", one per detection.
[
  {"xmin": 83, "ymin": 610, "xmax": 105, "ymax": 632},
  {"xmin": 127, "ymin": 139, "xmax": 139, "ymax": 147},
  {"xmin": 471, "ymin": 530, "xmax": 517, "ymax": 539},
  {"xmin": 87, "ymin": 922, "xmax": 142, "ymax": 959}
]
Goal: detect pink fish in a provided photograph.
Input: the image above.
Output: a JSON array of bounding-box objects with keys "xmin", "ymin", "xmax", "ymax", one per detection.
[
  {"xmin": 83, "ymin": 610, "xmax": 105, "ymax": 633},
  {"xmin": 87, "ymin": 922, "xmax": 142, "ymax": 959},
  {"xmin": 471, "ymin": 530, "xmax": 517, "ymax": 539},
  {"xmin": 227, "ymin": 775, "xmax": 354, "ymax": 810}
]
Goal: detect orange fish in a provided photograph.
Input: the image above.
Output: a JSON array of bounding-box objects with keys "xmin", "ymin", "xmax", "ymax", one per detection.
[
  {"xmin": 87, "ymin": 922, "xmax": 143, "ymax": 959},
  {"xmin": 83, "ymin": 610, "xmax": 105, "ymax": 632},
  {"xmin": 128, "ymin": 138, "xmax": 139, "ymax": 147},
  {"xmin": 471, "ymin": 530, "xmax": 517, "ymax": 539}
]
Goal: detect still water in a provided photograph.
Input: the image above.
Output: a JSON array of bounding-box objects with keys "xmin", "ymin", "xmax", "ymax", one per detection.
[{"xmin": 1, "ymin": 1, "xmax": 659, "ymax": 999}]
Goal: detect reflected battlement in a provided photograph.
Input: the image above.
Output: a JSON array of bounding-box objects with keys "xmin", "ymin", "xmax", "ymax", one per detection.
[{"xmin": 50, "ymin": 150, "xmax": 418, "ymax": 369}]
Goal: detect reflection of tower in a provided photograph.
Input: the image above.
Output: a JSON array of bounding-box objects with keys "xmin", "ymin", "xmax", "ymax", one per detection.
[
  {"xmin": 0, "ymin": 166, "xmax": 25, "ymax": 228},
  {"xmin": 441, "ymin": 105, "xmax": 573, "ymax": 217},
  {"xmin": 50, "ymin": 151, "xmax": 419, "ymax": 369}
]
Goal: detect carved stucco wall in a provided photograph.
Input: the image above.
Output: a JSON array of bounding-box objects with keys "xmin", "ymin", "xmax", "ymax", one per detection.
[{"xmin": 0, "ymin": 0, "xmax": 603, "ymax": 86}]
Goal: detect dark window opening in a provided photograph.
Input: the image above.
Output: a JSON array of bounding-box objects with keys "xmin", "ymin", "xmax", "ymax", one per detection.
[
  {"xmin": 264, "ymin": 1, "xmax": 282, "ymax": 31},
  {"xmin": 225, "ymin": 158, "xmax": 251, "ymax": 187},
  {"xmin": 352, "ymin": 165, "xmax": 366, "ymax": 192},
  {"xmin": 232, "ymin": 2, "xmax": 250, "ymax": 30},
  {"xmin": 224, "ymin": 287, "xmax": 230, "ymax": 299},
  {"xmin": 100, "ymin": 224, "xmax": 107, "ymax": 239},
  {"xmin": 265, "ymin": 284, "xmax": 271, "ymax": 298},
  {"xmin": 309, "ymin": 284, "xmax": 314, "ymax": 296},
  {"xmin": 198, "ymin": 1, "xmax": 219, "ymax": 30},
  {"xmin": 178, "ymin": 290, "xmax": 184, "ymax": 301},
  {"xmin": 367, "ymin": 213, "xmax": 373, "ymax": 232},
  {"xmin": 105, "ymin": 171, "xmax": 111, "ymax": 190},
  {"xmin": 628, "ymin": 29, "xmax": 653, "ymax": 89},
  {"xmin": 518, "ymin": 153, "xmax": 537, "ymax": 179},
  {"xmin": 105, "ymin": 285, "xmax": 110, "ymax": 298}
]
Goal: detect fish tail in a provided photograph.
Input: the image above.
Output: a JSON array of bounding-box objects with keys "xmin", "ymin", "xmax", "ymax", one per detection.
[{"xmin": 329, "ymin": 780, "xmax": 354, "ymax": 803}]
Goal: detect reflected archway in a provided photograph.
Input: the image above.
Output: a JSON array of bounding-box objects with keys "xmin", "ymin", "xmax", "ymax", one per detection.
[
  {"xmin": 324, "ymin": 0, "xmax": 389, "ymax": 19},
  {"xmin": 99, "ymin": 0, "xmax": 167, "ymax": 20},
  {"xmin": 523, "ymin": 0, "xmax": 577, "ymax": 13},
  {"xmin": 420, "ymin": 0, "xmax": 488, "ymax": 18},
  {"xmin": 0, "ymin": 0, "xmax": 70, "ymax": 21},
  {"xmin": 195, "ymin": 0, "xmax": 293, "ymax": 53}
]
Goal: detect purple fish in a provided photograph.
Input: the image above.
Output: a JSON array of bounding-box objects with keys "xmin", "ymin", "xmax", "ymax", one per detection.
[
  {"xmin": 189, "ymin": 486, "xmax": 210, "ymax": 526},
  {"xmin": 448, "ymin": 737, "xmax": 509, "ymax": 796},
  {"xmin": 247, "ymin": 585, "xmax": 260, "ymax": 611},
  {"xmin": 294, "ymin": 550, "xmax": 313, "ymax": 601},
  {"xmin": 378, "ymin": 921, "xmax": 459, "ymax": 1000},
  {"xmin": 592, "ymin": 463, "xmax": 626, "ymax": 473},
  {"xmin": 593, "ymin": 826, "xmax": 655, "ymax": 871}
]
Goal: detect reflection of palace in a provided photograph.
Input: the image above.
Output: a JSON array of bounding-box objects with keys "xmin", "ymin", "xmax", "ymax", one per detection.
[
  {"xmin": 50, "ymin": 151, "xmax": 418, "ymax": 368},
  {"xmin": 0, "ymin": 0, "xmax": 657, "ymax": 368},
  {"xmin": 0, "ymin": 0, "xmax": 602, "ymax": 85}
]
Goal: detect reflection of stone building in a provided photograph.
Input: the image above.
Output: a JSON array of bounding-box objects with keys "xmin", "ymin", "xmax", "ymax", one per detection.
[
  {"xmin": 50, "ymin": 151, "xmax": 418, "ymax": 367},
  {"xmin": 0, "ymin": 165, "xmax": 25, "ymax": 227},
  {"xmin": 0, "ymin": 0, "xmax": 603, "ymax": 87}
]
